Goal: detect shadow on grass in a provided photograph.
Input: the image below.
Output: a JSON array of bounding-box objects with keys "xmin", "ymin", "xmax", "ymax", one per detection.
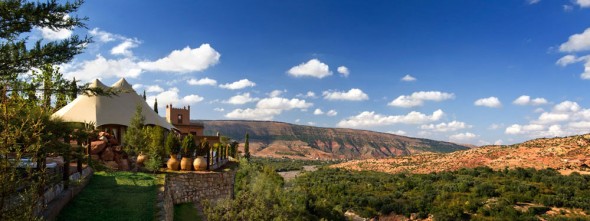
[{"xmin": 56, "ymin": 171, "xmax": 158, "ymax": 221}]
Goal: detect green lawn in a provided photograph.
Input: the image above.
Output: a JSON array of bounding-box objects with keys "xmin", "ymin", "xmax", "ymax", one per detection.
[
  {"xmin": 174, "ymin": 203, "xmax": 202, "ymax": 221},
  {"xmin": 57, "ymin": 171, "xmax": 159, "ymax": 221}
]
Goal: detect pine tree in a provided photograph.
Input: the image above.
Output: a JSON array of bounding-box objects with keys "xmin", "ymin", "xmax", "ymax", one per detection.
[
  {"xmin": 154, "ymin": 98, "xmax": 158, "ymax": 113},
  {"xmin": 70, "ymin": 77, "xmax": 78, "ymax": 101},
  {"xmin": 244, "ymin": 133, "xmax": 250, "ymax": 162},
  {"xmin": 124, "ymin": 103, "xmax": 146, "ymax": 155},
  {"xmin": 143, "ymin": 90, "xmax": 146, "ymax": 101}
]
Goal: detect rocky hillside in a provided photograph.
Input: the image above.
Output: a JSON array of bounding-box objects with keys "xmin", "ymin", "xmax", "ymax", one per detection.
[
  {"xmin": 199, "ymin": 120, "xmax": 469, "ymax": 160},
  {"xmin": 332, "ymin": 134, "xmax": 590, "ymax": 175}
]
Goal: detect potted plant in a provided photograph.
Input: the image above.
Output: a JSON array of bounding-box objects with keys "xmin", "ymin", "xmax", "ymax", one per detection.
[
  {"xmin": 165, "ymin": 133, "xmax": 180, "ymax": 171},
  {"xmin": 193, "ymin": 138, "xmax": 209, "ymax": 171},
  {"xmin": 180, "ymin": 134, "xmax": 196, "ymax": 171}
]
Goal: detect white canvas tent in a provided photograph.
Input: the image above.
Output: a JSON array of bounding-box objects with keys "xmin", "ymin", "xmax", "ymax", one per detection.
[{"xmin": 52, "ymin": 78, "xmax": 174, "ymax": 132}]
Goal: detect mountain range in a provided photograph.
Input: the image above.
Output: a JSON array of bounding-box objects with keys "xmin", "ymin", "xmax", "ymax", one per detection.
[{"xmin": 199, "ymin": 120, "xmax": 470, "ymax": 160}]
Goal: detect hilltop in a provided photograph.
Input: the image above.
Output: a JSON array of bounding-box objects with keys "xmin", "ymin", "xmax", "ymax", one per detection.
[
  {"xmin": 199, "ymin": 120, "xmax": 469, "ymax": 160},
  {"xmin": 332, "ymin": 134, "xmax": 590, "ymax": 175}
]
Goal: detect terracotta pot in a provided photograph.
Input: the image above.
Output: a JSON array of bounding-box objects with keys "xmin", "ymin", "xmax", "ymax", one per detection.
[
  {"xmin": 180, "ymin": 157, "xmax": 193, "ymax": 171},
  {"xmin": 136, "ymin": 153, "xmax": 148, "ymax": 165},
  {"xmin": 193, "ymin": 156, "xmax": 207, "ymax": 171},
  {"xmin": 167, "ymin": 154, "xmax": 180, "ymax": 171}
]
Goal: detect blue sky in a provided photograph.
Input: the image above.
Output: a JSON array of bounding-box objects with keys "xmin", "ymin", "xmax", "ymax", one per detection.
[{"xmin": 38, "ymin": 0, "xmax": 590, "ymax": 145}]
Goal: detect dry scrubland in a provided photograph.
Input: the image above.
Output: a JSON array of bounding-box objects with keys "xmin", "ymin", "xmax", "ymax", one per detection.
[{"xmin": 333, "ymin": 134, "xmax": 590, "ymax": 175}]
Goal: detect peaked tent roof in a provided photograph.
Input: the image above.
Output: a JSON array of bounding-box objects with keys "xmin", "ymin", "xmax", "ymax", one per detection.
[{"xmin": 52, "ymin": 78, "xmax": 174, "ymax": 130}]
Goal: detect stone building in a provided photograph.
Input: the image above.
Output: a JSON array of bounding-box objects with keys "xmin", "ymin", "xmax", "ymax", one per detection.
[{"xmin": 165, "ymin": 104, "xmax": 220, "ymax": 143}]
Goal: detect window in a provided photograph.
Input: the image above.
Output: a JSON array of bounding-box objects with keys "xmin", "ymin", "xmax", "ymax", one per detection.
[{"xmin": 177, "ymin": 114, "xmax": 182, "ymax": 124}]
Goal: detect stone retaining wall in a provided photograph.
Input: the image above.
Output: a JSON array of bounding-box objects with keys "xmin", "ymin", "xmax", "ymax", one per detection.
[{"xmin": 166, "ymin": 170, "xmax": 236, "ymax": 205}]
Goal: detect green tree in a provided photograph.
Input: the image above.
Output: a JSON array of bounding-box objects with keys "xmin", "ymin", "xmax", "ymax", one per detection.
[
  {"xmin": 0, "ymin": 0, "xmax": 91, "ymax": 219},
  {"xmin": 124, "ymin": 103, "xmax": 146, "ymax": 155},
  {"xmin": 181, "ymin": 134, "xmax": 196, "ymax": 157},
  {"xmin": 142, "ymin": 90, "xmax": 146, "ymax": 101},
  {"xmin": 165, "ymin": 133, "xmax": 180, "ymax": 156},
  {"xmin": 144, "ymin": 126, "xmax": 164, "ymax": 172},
  {"xmin": 244, "ymin": 133, "xmax": 251, "ymax": 162},
  {"xmin": 153, "ymin": 98, "xmax": 158, "ymax": 113}
]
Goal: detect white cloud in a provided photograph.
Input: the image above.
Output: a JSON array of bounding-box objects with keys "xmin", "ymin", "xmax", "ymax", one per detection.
[
  {"xmin": 188, "ymin": 77, "xmax": 217, "ymax": 86},
  {"xmin": 488, "ymin": 123, "xmax": 502, "ymax": 130},
  {"xmin": 559, "ymin": 28, "xmax": 590, "ymax": 52},
  {"xmin": 132, "ymin": 84, "xmax": 143, "ymax": 90},
  {"xmin": 512, "ymin": 95, "xmax": 548, "ymax": 106},
  {"xmin": 420, "ymin": 121, "xmax": 472, "ymax": 132},
  {"xmin": 401, "ymin": 74, "xmax": 416, "ymax": 82},
  {"xmin": 313, "ymin": 108, "xmax": 324, "ymax": 115},
  {"xmin": 326, "ymin": 109, "xmax": 338, "ymax": 116},
  {"xmin": 323, "ymin": 88, "xmax": 369, "ymax": 101},
  {"xmin": 388, "ymin": 91, "xmax": 454, "ymax": 108},
  {"xmin": 38, "ymin": 27, "xmax": 72, "ymax": 41},
  {"xmin": 296, "ymin": 91, "xmax": 317, "ymax": 98},
  {"xmin": 287, "ymin": 59, "xmax": 332, "ymax": 78},
  {"xmin": 214, "ymin": 108, "xmax": 225, "ymax": 112},
  {"xmin": 449, "ymin": 133, "xmax": 478, "ymax": 142},
  {"xmin": 564, "ymin": 5, "xmax": 574, "ymax": 11},
  {"xmin": 527, "ymin": 0, "xmax": 540, "ymax": 4},
  {"xmin": 474, "ymin": 97, "xmax": 502, "ymax": 108},
  {"xmin": 219, "ymin": 79, "xmax": 256, "ymax": 90},
  {"xmin": 574, "ymin": 0, "xmax": 590, "ymax": 8},
  {"xmin": 553, "ymin": 101, "xmax": 581, "ymax": 112},
  {"xmin": 146, "ymin": 87, "xmax": 204, "ymax": 110},
  {"xmin": 337, "ymin": 109, "xmax": 444, "ymax": 128},
  {"xmin": 269, "ymin": 90, "xmax": 286, "ymax": 97},
  {"xmin": 224, "ymin": 93, "xmax": 259, "ymax": 105},
  {"xmin": 138, "ymin": 44, "xmax": 220, "ymax": 73},
  {"xmin": 146, "ymin": 85, "xmax": 164, "ymax": 93},
  {"xmin": 556, "ymin": 55, "xmax": 583, "ymax": 66},
  {"xmin": 337, "ymin": 66, "xmax": 349, "ymax": 77},
  {"xmin": 225, "ymin": 97, "xmax": 313, "ymax": 120},
  {"xmin": 111, "ymin": 38, "xmax": 140, "ymax": 57},
  {"xmin": 89, "ymin": 28, "xmax": 116, "ymax": 42},
  {"xmin": 494, "ymin": 140, "xmax": 504, "ymax": 145},
  {"xmin": 62, "ymin": 54, "xmax": 142, "ymax": 81},
  {"xmin": 388, "ymin": 130, "xmax": 407, "ymax": 135}
]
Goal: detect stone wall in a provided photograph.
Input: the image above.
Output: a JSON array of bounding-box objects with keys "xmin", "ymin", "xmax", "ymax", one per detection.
[
  {"xmin": 166, "ymin": 170, "xmax": 236, "ymax": 205},
  {"xmin": 162, "ymin": 183, "xmax": 174, "ymax": 221}
]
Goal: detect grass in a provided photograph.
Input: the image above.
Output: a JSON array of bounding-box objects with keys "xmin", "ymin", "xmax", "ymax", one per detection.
[
  {"xmin": 56, "ymin": 171, "xmax": 159, "ymax": 221},
  {"xmin": 173, "ymin": 203, "xmax": 201, "ymax": 221}
]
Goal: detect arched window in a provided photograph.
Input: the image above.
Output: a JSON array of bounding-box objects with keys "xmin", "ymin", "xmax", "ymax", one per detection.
[{"xmin": 177, "ymin": 114, "xmax": 182, "ymax": 124}]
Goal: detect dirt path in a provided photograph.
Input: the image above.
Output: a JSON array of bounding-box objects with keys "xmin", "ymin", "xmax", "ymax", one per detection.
[{"xmin": 278, "ymin": 165, "xmax": 317, "ymax": 181}]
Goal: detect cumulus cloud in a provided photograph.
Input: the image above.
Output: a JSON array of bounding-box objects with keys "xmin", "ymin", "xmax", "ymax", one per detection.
[
  {"xmin": 296, "ymin": 91, "xmax": 317, "ymax": 98},
  {"xmin": 219, "ymin": 79, "xmax": 256, "ymax": 90},
  {"xmin": 474, "ymin": 97, "xmax": 502, "ymax": 108},
  {"xmin": 449, "ymin": 132, "xmax": 478, "ymax": 142},
  {"xmin": 388, "ymin": 91, "xmax": 454, "ymax": 108},
  {"xmin": 146, "ymin": 85, "xmax": 164, "ymax": 93},
  {"xmin": 138, "ymin": 44, "xmax": 220, "ymax": 73},
  {"xmin": 287, "ymin": 59, "xmax": 332, "ymax": 78},
  {"xmin": 188, "ymin": 77, "xmax": 217, "ymax": 86},
  {"xmin": 224, "ymin": 93, "xmax": 259, "ymax": 105},
  {"xmin": 269, "ymin": 90, "xmax": 286, "ymax": 97},
  {"xmin": 313, "ymin": 108, "xmax": 324, "ymax": 115},
  {"xmin": 574, "ymin": 0, "xmax": 590, "ymax": 8},
  {"xmin": 326, "ymin": 109, "xmax": 338, "ymax": 116},
  {"xmin": 89, "ymin": 28, "xmax": 116, "ymax": 43},
  {"xmin": 560, "ymin": 28, "xmax": 590, "ymax": 52},
  {"xmin": 62, "ymin": 55, "xmax": 142, "ymax": 81},
  {"xmin": 420, "ymin": 121, "xmax": 472, "ymax": 132},
  {"xmin": 146, "ymin": 87, "xmax": 204, "ymax": 112},
  {"xmin": 225, "ymin": 97, "xmax": 313, "ymax": 120},
  {"xmin": 337, "ymin": 109, "xmax": 444, "ymax": 128},
  {"xmin": 323, "ymin": 88, "xmax": 369, "ymax": 101},
  {"xmin": 337, "ymin": 66, "xmax": 349, "ymax": 77},
  {"xmin": 38, "ymin": 27, "xmax": 72, "ymax": 40},
  {"xmin": 111, "ymin": 38, "xmax": 140, "ymax": 57},
  {"xmin": 512, "ymin": 95, "xmax": 548, "ymax": 106},
  {"xmin": 401, "ymin": 74, "xmax": 417, "ymax": 82},
  {"xmin": 505, "ymin": 100, "xmax": 590, "ymax": 138}
]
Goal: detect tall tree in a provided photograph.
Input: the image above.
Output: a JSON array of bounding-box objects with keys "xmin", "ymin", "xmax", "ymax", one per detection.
[
  {"xmin": 124, "ymin": 103, "xmax": 146, "ymax": 155},
  {"xmin": 70, "ymin": 77, "xmax": 78, "ymax": 101},
  {"xmin": 244, "ymin": 133, "xmax": 250, "ymax": 162},
  {"xmin": 143, "ymin": 90, "xmax": 146, "ymax": 101},
  {"xmin": 0, "ymin": 1, "xmax": 91, "ymax": 219},
  {"xmin": 153, "ymin": 98, "xmax": 158, "ymax": 113}
]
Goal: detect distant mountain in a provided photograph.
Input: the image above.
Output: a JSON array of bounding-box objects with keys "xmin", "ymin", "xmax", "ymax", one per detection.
[
  {"xmin": 198, "ymin": 120, "xmax": 469, "ymax": 160},
  {"xmin": 333, "ymin": 134, "xmax": 590, "ymax": 175}
]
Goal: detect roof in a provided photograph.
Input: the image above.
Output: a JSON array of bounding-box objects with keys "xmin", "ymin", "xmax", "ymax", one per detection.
[{"xmin": 52, "ymin": 78, "xmax": 175, "ymax": 130}]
